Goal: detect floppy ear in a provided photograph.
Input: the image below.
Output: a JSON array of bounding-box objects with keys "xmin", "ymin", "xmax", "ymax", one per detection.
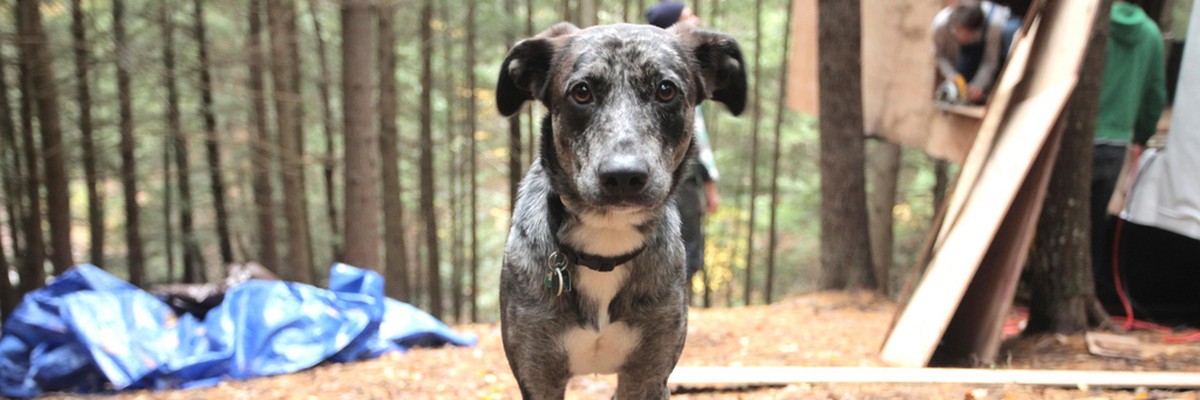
[
  {"xmin": 496, "ymin": 23, "xmax": 580, "ymax": 116},
  {"xmin": 679, "ymin": 28, "xmax": 748, "ymax": 116}
]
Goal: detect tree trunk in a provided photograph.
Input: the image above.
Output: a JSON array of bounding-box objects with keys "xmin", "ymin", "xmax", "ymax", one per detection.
[
  {"xmin": 16, "ymin": 7, "xmax": 45, "ymax": 292},
  {"xmin": 247, "ymin": 0, "xmax": 280, "ymax": 275},
  {"xmin": 419, "ymin": 0, "xmax": 443, "ymax": 318},
  {"xmin": 743, "ymin": 0, "xmax": 763, "ymax": 306},
  {"xmin": 341, "ymin": 0, "xmax": 381, "ymax": 272},
  {"xmin": 817, "ymin": 0, "xmax": 875, "ymax": 290},
  {"xmin": 162, "ymin": 1, "xmax": 204, "ymax": 283},
  {"xmin": 506, "ymin": 0, "xmax": 523, "ymax": 216},
  {"xmin": 306, "ymin": 0, "xmax": 343, "ymax": 262},
  {"xmin": 0, "ymin": 33, "xmax": 24, "ymax": 295},
  {"xmin": 19, "ymin": 0, "xmax": 74, "ymax": 276},
  {"xmin": 466, "ymin": 0, "xmax": 479, "ymax": 323},
  {"xmin": 1026, "ymin": 0, "xmax": 1114, "ymax": 334},
  {"xmin": 113, "ymin": 0, "xmax": 145, "ymax": 286},
  {"xmin": 525, "ymin": 0, "xmax": 536, "ymax": 169},
  {"xmin": 0, "ymin": 223, "xmax": 11, "ymax": 317},
  {"xmin": 579, "ymin": 0, "xmax": 597, "ymax": 26},
  {"xmin": 766, "ymin": 0, "xmax": 795, "ymax": 304},
  {"xmin": 193, "ymin": 0, "xmax": 233, "ymax": 268},
  {"xmin": 867, "ymin": 139, "xmax": 901, "ymax": 297},
  {"xmin": 0, "ymin": 43, "xmax": 15, "ymax": 312},
  {"xmin": 72, "ymin": 0, "xmax": 103, "ymax": 269},
  {"xmin": 378, "ymin": 2, "xmax": 410, "ymax": 301},
  {"xmin": 440, "ymin": 0, "xmax": 463, "ymax": 323},
  {"xmin": 268, "ymin": 0, "xmax": 314, "ymax": 283},
  {"xmin": 932, "ymin": 158, "xmax": 949, "ymax": 212}
]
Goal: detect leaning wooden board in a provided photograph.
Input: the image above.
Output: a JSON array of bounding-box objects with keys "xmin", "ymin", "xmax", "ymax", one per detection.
[{"xmin": 881, "ymin": 0, "xmax": 1100, "ymax": 368}]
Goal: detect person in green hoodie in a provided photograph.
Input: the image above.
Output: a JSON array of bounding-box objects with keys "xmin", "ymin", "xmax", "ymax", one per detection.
[{"xmin": 1092, "ymin": 0, "xmax": 1167, "ymax": 307}]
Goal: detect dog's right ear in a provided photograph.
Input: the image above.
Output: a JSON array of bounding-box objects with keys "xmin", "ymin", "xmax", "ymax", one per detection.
[{"xmin": 496, "ymin": 23, "xmax": 579, "ymax": 116}]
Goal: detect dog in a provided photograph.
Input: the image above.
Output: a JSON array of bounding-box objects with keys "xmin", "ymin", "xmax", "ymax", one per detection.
[{"xmin": 494, "ymin": 22, "xmax": 745, "ymax": 399}]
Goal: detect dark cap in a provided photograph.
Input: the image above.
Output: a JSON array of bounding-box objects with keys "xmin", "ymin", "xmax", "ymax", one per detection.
[{"xmin": 645, "ymin": 1, "xmax": 686, "ymax": 29}]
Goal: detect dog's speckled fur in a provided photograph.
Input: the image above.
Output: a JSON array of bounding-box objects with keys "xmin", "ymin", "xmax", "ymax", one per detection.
[{"xmin": 496, "ymin": 22, "xmax": 746, "ymax": 400}]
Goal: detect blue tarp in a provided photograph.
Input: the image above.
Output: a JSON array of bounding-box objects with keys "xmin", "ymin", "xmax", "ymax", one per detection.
[{"xmin": 0, "ymin": 264, "xmax": 476, "ymax": 398}]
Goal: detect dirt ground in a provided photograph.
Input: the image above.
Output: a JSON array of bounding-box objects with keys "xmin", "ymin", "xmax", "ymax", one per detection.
[{"xmin": 44, "ymin": 292, "xmax": 1200, "ymax": 400}]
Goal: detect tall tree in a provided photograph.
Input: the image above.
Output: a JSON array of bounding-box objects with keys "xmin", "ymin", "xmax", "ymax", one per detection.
[
  {"xmin": 466, "ymin": 0, "xmax": 479, "ymax": 322},
  {"xmin": 0, "ymin": 222, "xmax": 11, "ymax": 317},
  {"xmin": 72, "ymin": 0, "xmax": 103, "ymax": 268},
  {"xmin": 419, "ymin": 0, "xmax": 443, "ymax": 318},
  {"xmin": 743, "ymin": 0, "xmax": 763, "ymax": 306},
  {"xmin": 0, "ymin": 42, "xmax": 15, "ymax": 314},
  {"xmin": 378, "ymin": 1, "xmax": 410, "ymax": 301},
  {"xmin": 766, "ymin": 0, "xmax": 795, "ymax": 304},
  {"xmin": 162, "ymin": 0, "xmax": 204, "ymax": 283},
  {"xmin": 193, "ymin": 0, "xmax": 234, "ymax": 267},
  {"xmin": 19, "ymin": 0, "xmax": 74, "ymax": 275},
  {"xmin": 246, "ymin": 0, "xmax": 280, "ymax": 275},
  {"xmin": 114, "ymin": 0, "xmax": 145, "ymax": 286},
  {"xmin": 867, "ymin": 140, "xmax": 901, "ymax": 297},
  {"xmin": 341, "ymin": 0, "xmax": 381, "ymax": 271},
  {"xmin": 817, "ymin": 0, "xmax": 875, "ymax": 290},
  {"xmin": 268, "ymin": 0, "xmax": 314, "ymax": 283},
  {"xmin": 0, "ymin": 34, "xmax": 24, "ymax": 278},
  {"xmin": 441, "ymin": 0, "xmax": 463, "ymax": 323},
  {"xmin": 506, "ymin": 0, "xmax": 523, "ymax": 215},
  {"xmin": 16, "ymin": 1, "xmax": 45, "ymax": 293},
  {"xmin": 306, "ymin": 0, "xmax": 343, "ymax": 262},
  {"xmin": 579, "ymin": 0, "xmax": 597, "ymax": 26},
  {"xmin": 1026, "ymin": 0, "xmax": 1115, "ymax": 334}
]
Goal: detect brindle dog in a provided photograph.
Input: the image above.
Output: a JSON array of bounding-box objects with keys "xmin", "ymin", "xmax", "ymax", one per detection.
[{"xmin": 495, "ymin": 22, "xmax": 746, "ymax": 399}]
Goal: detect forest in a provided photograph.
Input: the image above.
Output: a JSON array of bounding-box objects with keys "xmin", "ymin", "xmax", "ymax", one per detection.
[{"xmin": 0, "ymin": 0, "xmax": 948, "ymax": 324}]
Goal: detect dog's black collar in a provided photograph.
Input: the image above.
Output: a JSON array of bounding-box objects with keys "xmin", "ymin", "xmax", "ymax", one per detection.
[{"xmin": 546, "ymin": 192, "xmax": 645, "ymax": 272}]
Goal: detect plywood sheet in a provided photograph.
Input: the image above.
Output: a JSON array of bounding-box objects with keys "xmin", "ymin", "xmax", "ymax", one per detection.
[
  {"xmin": 786, "ymin": 0, "xmax": 819, "ymax": 115},
  {"xmin": 787, "ymin": 0, "xmax": 976, "ymax": 160}
]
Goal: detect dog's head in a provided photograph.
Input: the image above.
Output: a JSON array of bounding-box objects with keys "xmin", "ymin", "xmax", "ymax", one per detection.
[{"xmin": 496, "ymin": 23, "xmax": 746, "ymax": 213}]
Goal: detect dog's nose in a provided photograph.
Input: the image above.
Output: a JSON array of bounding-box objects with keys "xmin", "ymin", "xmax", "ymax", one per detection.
[{"xmin": 598, "ymin": 158, "xmax": 650, "ymax": 198}]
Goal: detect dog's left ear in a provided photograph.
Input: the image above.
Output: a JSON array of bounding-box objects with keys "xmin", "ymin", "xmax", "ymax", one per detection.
[
  {"xmin": 678, "ymin": 28, "xmax": 747, "ymax": 116},
  {"xmin": 496, "ymin": 23, "xmax": 580, "ymax": 116}
]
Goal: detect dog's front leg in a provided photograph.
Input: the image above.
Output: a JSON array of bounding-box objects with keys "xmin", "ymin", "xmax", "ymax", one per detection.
[
  {"xmin": 509, "ymin": 347, "xmax": 571, "ymax": 400},
  {"xmin": 614, "ymin": 373, "xmax": 670, "ymax": 400}
]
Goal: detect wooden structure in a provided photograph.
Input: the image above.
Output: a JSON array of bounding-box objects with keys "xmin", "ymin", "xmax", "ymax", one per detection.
[
  {"xmin": 880, "ymin": 0, "xmax": 1100, "ymax": 367},
  {"xmin": 787, "ymin": 0, "xmax": 980, "ymax": 162}
]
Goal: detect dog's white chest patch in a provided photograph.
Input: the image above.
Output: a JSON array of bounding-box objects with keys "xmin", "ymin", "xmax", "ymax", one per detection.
[
  {"xmin": 561, "ymin": 322, "xmax": 641, "ymax": 375},
  {"xmin": 560, "ymin": 266, "xmax": 638, "ymax": 375},
  {"xmin": 564, "ymin": 210, "xmax": 648, "ymax": 256}
]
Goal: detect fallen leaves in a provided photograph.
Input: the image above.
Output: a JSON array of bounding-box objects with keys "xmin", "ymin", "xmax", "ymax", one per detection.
[{"xmin": 41, "ymin": 291, "xmax": 1200, "ymax": 400}]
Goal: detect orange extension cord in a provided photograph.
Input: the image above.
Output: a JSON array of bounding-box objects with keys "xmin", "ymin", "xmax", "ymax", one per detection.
[{"xmin": 1109, "ymin": 217, "xmax": 1200, "ymax": 344}]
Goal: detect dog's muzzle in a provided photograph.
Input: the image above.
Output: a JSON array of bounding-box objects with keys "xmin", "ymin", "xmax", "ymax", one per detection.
[{"xmin": 597, "ymin": 155, "xmax": 652, "ymax": 204}]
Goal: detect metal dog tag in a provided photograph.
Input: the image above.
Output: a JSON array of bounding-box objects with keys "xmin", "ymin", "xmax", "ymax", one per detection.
[{"xmin": 545, "ymin": 252, "xmax": 572, "ymax": 296}]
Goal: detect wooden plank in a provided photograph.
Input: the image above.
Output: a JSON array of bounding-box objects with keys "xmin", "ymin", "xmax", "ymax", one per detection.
[
  {"xmin": 785, "ymin": 0, "xmax": 819, "ymax": 115},
  {"xmin": 935, "ymin": 115, "xmax": 1066, "ymax": 365},
  {"xmin": 668, "ymin": 367, "xmax": 1200, "ymax": 389},
  {"xmin": 879, "ymin": 81, "xmax": 1075, "ymax": 368},
  {"xmin": 861, "ymin": 0, "xmax": 942, "ymax": 142},
  {"xmin": 927, "ymin": 109, "xmax": 984, "ymax": 162}
]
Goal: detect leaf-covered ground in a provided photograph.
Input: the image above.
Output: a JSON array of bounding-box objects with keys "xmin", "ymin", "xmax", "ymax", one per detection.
[{"xmin": 46, "ymin": 292, "xmax": 1200, "ymax": 399}]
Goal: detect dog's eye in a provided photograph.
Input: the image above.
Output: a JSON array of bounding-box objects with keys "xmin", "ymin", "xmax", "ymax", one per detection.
[
  {"xmin": 571, "ymin": 83, "xmax": 593, "ymax": 104},
  {"xmin": 656, "ymin": 81, "xmax": 677, "ymax": 102}
]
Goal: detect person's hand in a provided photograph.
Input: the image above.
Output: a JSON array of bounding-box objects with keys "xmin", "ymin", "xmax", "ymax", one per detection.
[
  {"xmin": 704, "ymin": 181, "xmax": 719, "ymax": 215},
  {"xmin": 967, "ymin": 85, "xmax": 985, "ymax": 101}
]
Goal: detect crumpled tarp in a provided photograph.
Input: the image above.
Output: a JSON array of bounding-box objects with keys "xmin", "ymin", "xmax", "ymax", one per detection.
[{"xmin": 0, "ymin": 264, "xmax": 476, "ymax": 398}]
